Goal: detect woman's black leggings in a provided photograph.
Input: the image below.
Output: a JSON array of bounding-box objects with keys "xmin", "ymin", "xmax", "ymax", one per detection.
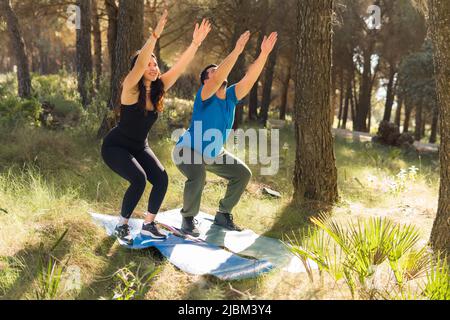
[{"xmin": 101, "ymin": 128, "xmax": 168, "ymax": 219}]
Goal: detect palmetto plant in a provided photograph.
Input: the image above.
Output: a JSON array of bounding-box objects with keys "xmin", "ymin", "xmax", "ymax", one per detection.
[
  {"xmin": 423, "ymin": 253, "xmax": 450, "ymax": 300},
  {"xmin": 286, "ymin": 214, "xmax": 445, "ymax": 299}
]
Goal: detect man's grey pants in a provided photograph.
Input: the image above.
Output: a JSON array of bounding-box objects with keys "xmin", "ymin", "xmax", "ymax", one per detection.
[{"xmin": 172, "ymin": 146, "xmax": 252, "ymax": 218}]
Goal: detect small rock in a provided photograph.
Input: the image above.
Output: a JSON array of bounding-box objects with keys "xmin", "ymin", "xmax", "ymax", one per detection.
[{"xmin": 262, "ymin": 187, "xmax": 282, "ymax": 198}]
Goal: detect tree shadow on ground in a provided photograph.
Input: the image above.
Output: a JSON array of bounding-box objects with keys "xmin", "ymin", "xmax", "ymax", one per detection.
[
  {"xmin": 262, "ymin": 199, "xmax": 331, "ymax": 240},
  {"xmin": 1, "ymin": 227, "xmax": 72, "ymax": 300},
  {"xmin": 75, "ymin": 235, "xmax": 165, "ymax": 300}
]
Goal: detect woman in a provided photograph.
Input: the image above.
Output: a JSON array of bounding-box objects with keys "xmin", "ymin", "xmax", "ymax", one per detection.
[{"xmin": 101, "ymin": 10, "xmax": 211, "ymax": 245}]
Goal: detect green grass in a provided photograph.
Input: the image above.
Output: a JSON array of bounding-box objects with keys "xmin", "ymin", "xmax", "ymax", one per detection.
[{"xmin": 0, "ymin": 104, "xmax": 440, "ymax": 300}]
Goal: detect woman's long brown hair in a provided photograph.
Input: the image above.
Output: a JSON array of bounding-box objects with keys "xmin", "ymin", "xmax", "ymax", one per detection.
[{"xmin": 115, "ymin": 52, "xmax": 165, "ymax": 118}]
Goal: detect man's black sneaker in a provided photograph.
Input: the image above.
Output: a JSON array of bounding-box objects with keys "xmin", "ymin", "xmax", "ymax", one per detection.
[
  {"xmin": 181, "ymin": 216, "xmax": 200, "ymax": 237},
  {"xmin": 141, "ymin": 222, "xmax": 167, "ymax": 239},
  {"xmin": 114, "ymin": 224, "xmax": 134, "ymax": 246},
  {"xmin": 213, "ymin": 212, "xmax": 243, "ymax": 231}
]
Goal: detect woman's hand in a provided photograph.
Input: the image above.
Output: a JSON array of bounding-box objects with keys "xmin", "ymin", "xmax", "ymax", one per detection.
[
  {"xmin": 153, "ymin": 9, "xmax": 168, "ymax": 38},
  {"xmin": 261, "ymin": 32, "xmax": 278, "ymax": 56},
  {"xmin": 192, "ymin": 19, "xmax": 212, "ymax": 46}
]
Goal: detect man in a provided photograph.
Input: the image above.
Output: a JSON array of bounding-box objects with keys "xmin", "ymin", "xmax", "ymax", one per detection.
[{"xmin": 172, "ymin": 31, "xmax": 278, "ymax": 237}]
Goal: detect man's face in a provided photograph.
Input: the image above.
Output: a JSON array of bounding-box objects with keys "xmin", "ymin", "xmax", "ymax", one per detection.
[
  {"xmin": 204, "ymin": 67, "xmax": 228, "ymax": 88},
  {"xmin": 204, "ymin": 66, "xmax": 217, "ymax": 84}
]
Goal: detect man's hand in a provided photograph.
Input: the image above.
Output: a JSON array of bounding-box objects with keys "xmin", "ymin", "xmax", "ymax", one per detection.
[
  {"xmin": 192, "ymin": 19, "xmax": 212, "ymax": 46},
  {"xmin": 261, "ymin": 32, "xmax": 278, "ymax": 56},
  {"xmin": 234, "ymin": 31, "xmax": 251, "ymax": 55},
  {"xmin": 234, "ymin": 31, "xmax": 279, "ymax": 101}
]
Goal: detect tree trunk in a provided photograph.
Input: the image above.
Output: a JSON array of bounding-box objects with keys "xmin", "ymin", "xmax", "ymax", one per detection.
[
  {"xmin": 229, "ymin": 0, "xmax": 249, "ymax": 129},
  {"xmin": 403, "ymin": 105, "xmax": 412, "ymax": 133},
  {"xmin": 92, "ymin": 0, "xmax": 102, "ymax": 91},
  {"xmin": 422, "ymin": 112, "xmax": 427, "ymax": 138},
  {"xmin": 110, "ymin": 0, "xmax": 144, "ymax": 109},
  {"xmin": 382, "ymin": 65, "xmax": 397, "ymax": 122},
  {"xmin": 342, "ymin": 78, "xmax": 352, "ymax": 130},
  {"xmin": 354, "ymin": 48, "xmax": 374, "ymax": 132},
  {"xmin": 98, "ymin": 0, "xmax": 144, "ymax": 139},
  {"xmin": 395, "ymin": 94, "xmax": 403, "ymax": 127},
  {"xmin": 429, "ymin": 106, "xmax": 439, "ymax": 144},
  {"xmin": 76, "ymin": 0, "xmax": 93, "ymax": 108},
  {"xmin": 0, "ymin": 0, "xmax": 32, "ymax": 98},
  {"xmin": 331, "ymin": 64, "xmax": 337, "ymax": 126},
  {"xmin": 351, "ymin": 77, "xmax": 357, "ymax": 125},
  {"xmin": 293, "ymin": 0, "xmax": 338, "ymax": 205},
  {"xmin": 337, "ymin": 69, "xmax": 344, "ymax": 128},
  {"xmin": 259, "ymin": 45, "xmax": 278, "ymax": 126},
  {"xmin": 230, "ymin": 57, "xmax": 246, "ymax": 129},
  {"xmin": 248, "ymin": 31, "xmax": 265, "ymax": 121},
  {"xmin": 105, "ymin": 0, "xmax": 118, "ymax": 80},
  {"xmin": 428, "ymin": 0, "xmax": 450, "ymax": 253},
  {"xmin": 414, "ymin": 104, "xmax": 423, "ymax": 141},
  {"xmin": 279, "ymin": 67, "xmax": 291, "ymax": 120}
]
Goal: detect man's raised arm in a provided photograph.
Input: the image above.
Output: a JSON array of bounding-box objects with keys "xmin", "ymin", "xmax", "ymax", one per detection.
[
  {"xmin": 235, "ymin": 32, "xmax": 278, "ymax": 101},
  {"xmin": 201, "ymin": 31, "xmax": 251, "ymax": 101}
]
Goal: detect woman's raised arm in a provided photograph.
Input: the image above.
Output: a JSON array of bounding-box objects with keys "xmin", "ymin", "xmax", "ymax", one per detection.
[
  {"xmin": 160, "ymin": 19, "xmax": 211, "ymax": 91},
  {"xmin": 122, "ymin": 10, "xmax": 168, "ymax": 91}
]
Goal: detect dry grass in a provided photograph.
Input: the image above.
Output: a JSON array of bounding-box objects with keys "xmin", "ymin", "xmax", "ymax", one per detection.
[{"xmin": 0, "ymin": 119, "xmax": 440, "ymax": 300}]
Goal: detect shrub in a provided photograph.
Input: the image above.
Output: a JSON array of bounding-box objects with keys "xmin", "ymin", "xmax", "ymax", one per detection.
[
  {"xmin": 0, "ymin": 96, "xmax": 42, "ymax": 127},
  {"xmin": 31, "ymin": 72, "xmax": 78, "ymax": 101}
]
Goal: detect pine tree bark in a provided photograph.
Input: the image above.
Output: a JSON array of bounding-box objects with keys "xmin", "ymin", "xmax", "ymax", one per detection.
[
  {"xmin": 248, "ymin": 31, "xmax": 265, "ymax": 121},
  {"xmin": 429, "ymin": 106, "xmax": 439, "ymax": 144},
  {"xmin": 110, "ymin": 0, "xmax": 144, "ymax": 109},
  {"xmin": 259, "ymin": 46, "xmax": 278, "ymax": 125},
  {"xmin": 280, "ymin": 67, "xmax": 291, "ymax": 120},
  {"xmin": 92, "ymin": 0, "xmax": 102, "ymax": 91},
  {"xmin": 382, "ymin": 65, "xmax": 397, "ymax": 122},
  {"xmin": 403, "ymin": 100, "xmax": 413, "ymax": 133},
  {"xmin": 228, "ymin": 0, "xmax": 249, "ymax": 129},
  {"xmin": 0, "ymin": 0, "xmax": 31, "ymax": 98},
  {"xmin": 76, "ymin": 0, "xmax": 93, "ymax": 108},
  {"xmin": 354, "ymin": 48, "xmax": 374, "ymax": 132},
  {"xmin": 414, "ymin": 104, "xmax": 423, "ymax": 141},
  {"xmin": 342, "ymin": 78, "xmax": 352, "ymax": 130},
  {"xmin": 421, "ymin": 112, "xmax": 427, "ymax": 138},
  {"xmin": 351, "ymin": 78, "xmax": 357, "ymax": 124},
  {"xmin": 105, "ymin": 0, "xmax": 118, "ymax": 81},
  {"xmin": 98, "ymin": 0, "xmax": 144, "ymax": 139},
  {"xmin": 248, "ymin": 0, "xmax": 268, "ymax": 121},
  {"xmin": 337, "ymin": 69, "xmax": 344, "ymax": 128},
  {"xmin": 395, "ymin": 94, "xmax": 403, "ymax": 127},
  {"xmin": 293, "ymin": 0, "xmax": 338, "ymax": 205},
  {"xmin": 428, "ymin": 0, "xmax": 450, "ymax": 253}
]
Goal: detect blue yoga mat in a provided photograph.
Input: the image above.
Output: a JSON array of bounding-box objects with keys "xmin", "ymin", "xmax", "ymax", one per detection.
[
  {"xmin": 90, "ymin": 212, "xmax": 273, "ymax": 280},
  {"xmin": 155, "ymin": 209, "xmax": 318, "ymax": 273}
]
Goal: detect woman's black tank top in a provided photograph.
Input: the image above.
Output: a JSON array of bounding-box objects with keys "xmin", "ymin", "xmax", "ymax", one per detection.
[{"xmin": 117, "ymin": 103, "xmax": 158, "ymax": 142}]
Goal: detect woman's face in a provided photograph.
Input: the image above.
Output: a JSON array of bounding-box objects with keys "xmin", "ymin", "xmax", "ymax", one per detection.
[{"xmin": 143, "ymin": 57, "xmax": 160, "ymax": 82}]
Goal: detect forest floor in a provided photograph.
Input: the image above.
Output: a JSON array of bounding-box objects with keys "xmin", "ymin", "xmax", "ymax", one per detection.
[
  {"xmin": 332, "ymin": 128, "xmax": 439, "ymax": 153},
  {"xmin": 0, "ymin": 119, "xmax": 440, "ymax": 300}
]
